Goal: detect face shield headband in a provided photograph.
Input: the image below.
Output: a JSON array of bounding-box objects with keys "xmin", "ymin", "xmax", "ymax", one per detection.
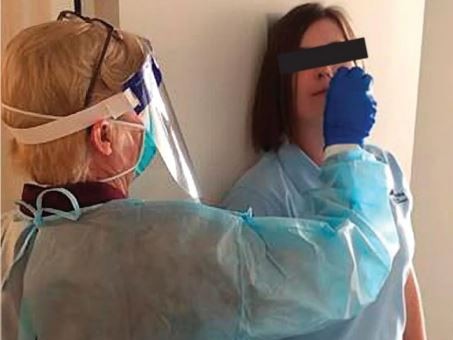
[{"xmin": 2, "ymin": 14, "xmax": 200, "ymax": 200}]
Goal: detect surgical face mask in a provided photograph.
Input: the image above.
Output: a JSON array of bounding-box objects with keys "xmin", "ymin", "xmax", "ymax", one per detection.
[
  {"xmin": 2, "ymin": 42, "xmax": 200, "ymax": 200},
  {"xmin": 135, "ymin": 128, "xmax": 157, "ymax": 177},
  {"xmin": 97, "ymin": 121, "xmax": 157, "ymax": 183}
]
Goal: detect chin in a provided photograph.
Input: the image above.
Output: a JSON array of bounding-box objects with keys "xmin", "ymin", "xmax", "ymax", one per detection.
[{"xmin": 296, "ymin": 110, "xmax": 324, "ymax": 124}]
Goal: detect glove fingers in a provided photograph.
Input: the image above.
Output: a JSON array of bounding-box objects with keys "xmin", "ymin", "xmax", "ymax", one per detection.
[
  {"xmin": 362, "ymin": 74, "xmax": 374, "ymax": 88},
  {"xmin": 332, "ymin": 66, "xmax": 350, "ymax": 80},
  {"xmin": 348, "ymin": 67, "xmax": 365, "ymax": 78},
  {"xmin": 324, "ymin": 67, "xmax": 378, "ymax": 146}
]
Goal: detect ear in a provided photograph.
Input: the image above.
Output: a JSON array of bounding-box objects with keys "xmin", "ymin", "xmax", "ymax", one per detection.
[{"xmin": 90, "ymin": 120, "xmax": 113, "ymax": 156}]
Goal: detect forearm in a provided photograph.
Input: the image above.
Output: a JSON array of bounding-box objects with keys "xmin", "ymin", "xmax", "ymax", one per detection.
[
  {"xmin": 403, "ymin": 268, "xmax": 427, "ymax": 340},
  {"xmin": 244, "ymin": 147, "xmax": 399, "ymax": 335}
]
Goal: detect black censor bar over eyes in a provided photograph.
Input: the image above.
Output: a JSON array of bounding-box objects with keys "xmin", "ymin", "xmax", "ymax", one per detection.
[{"xmin": 278, "ymin": 38, "xmax": 368, "ymax": 74}]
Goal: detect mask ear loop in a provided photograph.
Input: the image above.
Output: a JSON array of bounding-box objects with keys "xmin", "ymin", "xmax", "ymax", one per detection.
[
  {"xmin": 97, "ymin": 119, "xmax": 147, "ymax": 183},
  {"xmin": 111, "ymin": 120, "xmax": 145, "ymax": 130}
]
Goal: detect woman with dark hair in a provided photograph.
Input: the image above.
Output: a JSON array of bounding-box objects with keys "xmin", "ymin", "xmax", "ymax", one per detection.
[{"xmin": 223, "ymin": 3, "xmax": 426, "ymax": 339}]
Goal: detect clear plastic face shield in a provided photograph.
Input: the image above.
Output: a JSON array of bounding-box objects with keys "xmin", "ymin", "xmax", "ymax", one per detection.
[
  {"xmin": 121, "ymin": 40, "xmax": 201, "ymax": 200},
  {"xmin": 1, "ymin": 11, "xmax": 201, "ymax": 201}
]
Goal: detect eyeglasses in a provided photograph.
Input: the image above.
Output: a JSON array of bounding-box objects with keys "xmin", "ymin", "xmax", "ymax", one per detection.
[{"xmin": 57, "ymin": 11, "xmax": 118, "ymax": 108}]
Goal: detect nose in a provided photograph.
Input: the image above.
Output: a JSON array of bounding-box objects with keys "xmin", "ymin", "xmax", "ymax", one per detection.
[
  {"xmin": 318, "ymin": 72, "xmax": 332, "ymax": 79},
  {"xmin": 316, "ymin": 65, "xmax": 334, "ymax": 79}
]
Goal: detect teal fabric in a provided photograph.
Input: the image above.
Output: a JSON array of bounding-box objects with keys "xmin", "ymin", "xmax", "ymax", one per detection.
[
  {"xmin": 223, "ymin": 144, "xmax": 415, "ymax": 340},
  {"xmin": 134, "ymin": 128, "xmax": 157, "ymax": 177},
  {"xmin": 2, "ymin": 148, "xmax": 399, "ymax": 339}
]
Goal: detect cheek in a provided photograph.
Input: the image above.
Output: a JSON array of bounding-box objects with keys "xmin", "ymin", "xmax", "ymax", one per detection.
[
  {"xmin": 114, "ymin": 129, "xmax": 142, "ymax": 165},
  {"xmin": 296, "ymin": 71, "xmax": 313, "ymax": 88},
  {"xmin": 295, "ymin": 71, "xmax": 315, "ymax": 101},
  {"xmin": 293, "ymin": 71, "xmax": 326, "ymax": 119},
  {"xmin": 129, "ymin": 131, "xmax": 143, "ymax": 160}
]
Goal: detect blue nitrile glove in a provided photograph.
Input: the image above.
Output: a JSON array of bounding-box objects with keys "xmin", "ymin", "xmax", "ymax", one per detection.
[{"xmin": 323, "ymin": 66, "xmax": 377, "ymax": 147}]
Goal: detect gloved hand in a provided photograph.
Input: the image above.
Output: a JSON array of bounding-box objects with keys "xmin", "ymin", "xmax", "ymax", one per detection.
[{"xmin": 323, "ymin": 66, "xmax": 377, "ymax": 147}]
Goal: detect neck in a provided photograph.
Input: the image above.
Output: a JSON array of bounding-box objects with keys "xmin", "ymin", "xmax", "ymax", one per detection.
[
  {"xmin": 100, "ymin": 177, "xmax": 130, "ymax": 197},
  {"xmin": 290, "ymin": 120, "xmax": 324, "ymax": 166},
  {"xmin": 85, "ymin": 167, "xmax": 132, "ymax": 197}
]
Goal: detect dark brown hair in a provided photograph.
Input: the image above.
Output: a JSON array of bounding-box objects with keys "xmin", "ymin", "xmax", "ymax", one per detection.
[{"xmin": 252, "ymin": 3, "xmax": 355, "ymax": 152}]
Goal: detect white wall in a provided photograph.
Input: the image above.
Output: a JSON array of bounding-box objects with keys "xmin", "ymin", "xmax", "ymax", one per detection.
[
  {"xmin": 412, "ymin": 0, "xmax": 453, "ymax": 338},
  {"xmin": 119, "ymin": 0, "xmax": 426, "ymax": 204},
  {"xmin": 1, "ymin": 0, "xmax": 427, "ymax": 207}
]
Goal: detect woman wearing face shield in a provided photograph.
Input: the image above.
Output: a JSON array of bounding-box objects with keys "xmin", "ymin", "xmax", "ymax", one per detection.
[
  {"xmin": 223, "ymin": 3, "xmax": 426, "ymax": 340},
  {"xmin": 3, "ymin": 11, "xmax": 400, "ymax": 340}
]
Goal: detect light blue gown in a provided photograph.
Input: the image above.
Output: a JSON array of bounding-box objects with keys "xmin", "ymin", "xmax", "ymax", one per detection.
[
  {"xmin": 2, "ymin": 148, "xmax": 401, "ymax": 339},
  {"xmin": 223, "ymin": 144, "xmax": 415, "ymax": 340}
]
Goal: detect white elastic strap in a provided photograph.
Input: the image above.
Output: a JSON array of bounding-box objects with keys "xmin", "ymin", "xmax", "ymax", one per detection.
[
  {"xmin": 2, "ymin": 92, "xmax": 136, "ymax": 145},
  {"xmin": 98, "ymin": 165, "xmax": 136, "ymax": 183},
  {"xmin": 1, "ymin": 104, "xmax": 58, "ymax": 121},
  {"xmin": 112, "ymin": 120, "xmax": 145, "ymax": 130}
]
